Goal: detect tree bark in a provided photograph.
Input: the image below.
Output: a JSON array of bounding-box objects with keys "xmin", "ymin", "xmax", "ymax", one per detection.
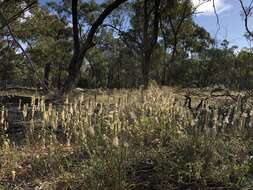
[
  {"xmin": 141, "ymin": 0, "xmax": 160, "ymax": 88},
  {"xmin": 44, "ymin": 63, "xmax": 51, "ymax": 88}
]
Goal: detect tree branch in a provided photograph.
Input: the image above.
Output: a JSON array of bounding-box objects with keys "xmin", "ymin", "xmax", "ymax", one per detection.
[
  {"xmin": 239, "ymin": 0, "xmax": 253, "ymax": 38},
  {"xmin": 80, "ymin": 0, "xmax": 128, "ymax": 54},
  {"xmin": 72, "ymin": 0, "xmax": 80, "ymax": 57},
  {"xmin": 102, "ymin": 23, "xmax": 142, "ymax": 52}
]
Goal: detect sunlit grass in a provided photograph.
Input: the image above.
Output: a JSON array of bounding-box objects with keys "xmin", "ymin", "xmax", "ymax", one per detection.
[{"xmin": 0, "ymin": 86, "xmax": 253, "ymax": 189}]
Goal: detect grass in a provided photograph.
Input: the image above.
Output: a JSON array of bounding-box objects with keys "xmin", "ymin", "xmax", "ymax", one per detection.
[{"xmin": 0, "ymin": 86, "xmax": 253, "ymax": 190}]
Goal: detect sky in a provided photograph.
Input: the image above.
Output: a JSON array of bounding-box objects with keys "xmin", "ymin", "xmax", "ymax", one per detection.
[
  {"xmin": 39, "ymin": 0, "xmax": 253, "ymax": 49},
  {"xmin": 192, "ymin": 0, "xmax": 252, "ymax": 49}
]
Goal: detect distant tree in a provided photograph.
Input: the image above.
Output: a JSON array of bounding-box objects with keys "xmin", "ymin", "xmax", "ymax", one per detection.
[
  {"xmin": 235, "ymin": 48, "xmax": 253, "ymax": 89},
  {"xmin": 116, "ymin": 0, "xmax": 161, "ymax": 87},
  {"xmin": 0, "ymin": 0, "xmax": 39, "ymax": 86},
  {"xmin": 160, "ymin": 0, "xmax": 193, "ymax": 84},
  {"xmin": 13, "ymin": 6, "xmax": 72, "ymax": 89}
]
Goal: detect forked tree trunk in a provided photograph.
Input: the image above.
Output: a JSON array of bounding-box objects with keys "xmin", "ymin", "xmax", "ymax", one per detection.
[{"xmin": 61, "ymin": 0, "xmax": 127, "ymax": 94}]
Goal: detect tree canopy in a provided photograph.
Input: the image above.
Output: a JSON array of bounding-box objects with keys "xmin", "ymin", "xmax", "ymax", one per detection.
[{"xmin": 1, "ymin": 0, "xmax": 253, "ymax": 93}]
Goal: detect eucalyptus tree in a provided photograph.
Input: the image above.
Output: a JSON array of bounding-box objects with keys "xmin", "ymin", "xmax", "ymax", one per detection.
[
  {"xmin": 121, "ymin": 0, "xmax": 209, "ymax": 86},
  {"xmin": 160, "ymin": 0, "xmax": 193, "ymax": 84},
  {"xmin": 0, "ymin": 0, "xmax": 39, "ymax": 86},
  {"xmin": 10, "ymin": 5, "xmax": 73, "ymax": 88},
  {"xmin": 117, "ymin": 0, "xmax": 162, "ymax": 87},
  {"xmin": 59, "ymin": 0, "xmax": 128, "ymax": 94}
]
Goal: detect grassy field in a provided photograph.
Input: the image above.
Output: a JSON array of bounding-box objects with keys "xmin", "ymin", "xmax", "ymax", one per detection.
[{"xmin": 0, "ymin": 86, "xmax": 253, "ymax": 190}]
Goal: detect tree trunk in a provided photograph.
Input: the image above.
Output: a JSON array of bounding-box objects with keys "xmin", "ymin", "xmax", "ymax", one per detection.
[
  {"xmin": 141, "ymin": 0, "xmax": 160, "ymax": 88},
  {"xmin": 107, "ymin": 64, "xmax": 114, "ymax": 89},
  {"xmin": 57, "ymin": 62, "xmax": 62, "ymax": 90},
  {"xmin": 117, "ymin": 60, "xmax": 121, "ymax": 88},
  {"xmin": 142, "ymin": 51, "xmax": 152, "ymax": 87},
  {"xmin": 61, "ymin": 0, "xmax": 127, "ymax": 95},
  {"xmin": 43, "ymin": 63, "xmax": 51, "ymax": 88},
  {"xmin": 61, "ymin": 51, "xmax": 86, "ymax": 93}
]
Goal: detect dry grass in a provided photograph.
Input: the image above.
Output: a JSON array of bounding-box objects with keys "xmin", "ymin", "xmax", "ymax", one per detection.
[{"xmin": 0, "ymin": 86, "xmax": 253, "ymax": 190}]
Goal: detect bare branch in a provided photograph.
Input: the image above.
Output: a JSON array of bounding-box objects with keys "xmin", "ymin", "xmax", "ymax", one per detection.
[
  {"xmin": 212, "ymin": 0, "xmax": 221, "ymax": 41},
  {"xmin": 239, "ymin": 0, "xmax": 253, "ymax": 38},
  {"xmin": 80, "ymin": 0, "xmax": 128, "ymax": 52}
]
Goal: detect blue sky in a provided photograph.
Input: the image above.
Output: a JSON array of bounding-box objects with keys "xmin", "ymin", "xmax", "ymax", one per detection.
[
  {"xmin": 40, "ymin": 0, "xmax": 252, "ymax": 49},
  {"xmin": 192, "ymin": 0, "xmax": 252, "ymax": 49}
]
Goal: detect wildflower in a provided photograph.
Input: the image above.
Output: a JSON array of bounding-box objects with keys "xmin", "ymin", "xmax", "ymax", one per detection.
[
  {"xmin": 151, "ymin": 138, "xmax": 160, "ymax": 146},
  {"xmin": 31, "ymin": 96, "xmax": 36, "ymax": 106},
  {"xmin": 40, "ymin": 96, "xmax": 46, "ymax": 112},
  {"xmin": 1, "ymin": 110, "xmax": 4, "ymax": 124},
  {"xmin": 242, "ymin": 112, "xmax": 248, "ymax": 118},
  {"xmin": 11, "ymin": 170, "xmax": 16, "ymax": 181},
  {"xmin": 191, "ymin": 119, "xmax": 198, "ymax": 126},
  {"xmin": 87, "ymin": 126, "xmax": 95, "ymax": 137},
  {"xmin": 177, "ymin": 129, "xmax": 183, "ymax": 135},
  {"xmin": 61, "ymin": 110, "xmax": 65, "ymax": 121},
  {"xmin": 102, "ymin": 134, "xmax": 109, "ymax": 142},
  {"xmin": 66, "ymin": 138, "xmax": 71, "ymax": 147},
  {"xmin": 48, "ymin": 103, "xmax": 53, "ymax": 116},
  {"xmin": 130, "ymin": 112, "xmax": 137, "ymax": 120},
  {"xmin": 43, "ymin": 111, "xmax": 49, "ymax": 123},
  {"xmin": 79, "ymin": 95, "xmax": 84, "ymax": 104},
  {"xmin": 224, "ymin": 116, "xmax": 229, "ymax": 124},
  {"xmin": 155, "ymin": 116, "xmax": 159, "ymax": 124},
  {"xmin": 69, "ymin": 104, "xmax": 74, "ymax": 115},
  {"xmin": 112, "ymin": 136, "xmax": 119, "ymax": 147},
  {"xmin": 123, "ymin": 142, "xmax": 129, "ymax": 148},
  {"xmin": 206, "ymin": 107, "xmax": 211, "ymax": 113},
  {"xmin": 18, "ymin": 100, "xmax": 21, "ymax": 110},
  {"xmin": 65, "ymin": 96, "xmax": 69, "ymax": 105},
  {"xmin": 31, "ymin": 106, "xmax": 35, "ymax": 118},
  {"xmin": 22, "ymin": 104, "xmax": 28, "ymax": 118}
]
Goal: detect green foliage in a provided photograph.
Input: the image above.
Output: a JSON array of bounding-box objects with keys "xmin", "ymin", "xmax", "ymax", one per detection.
[{"xmin": 1, "ymin": 0, "xmax": 253, "ymax": 90}]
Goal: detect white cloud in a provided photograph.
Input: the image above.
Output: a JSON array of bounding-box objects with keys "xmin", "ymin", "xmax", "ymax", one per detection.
[{"xmin": 192, "ymin": 0, "xmax": 233, "ymax": 16}]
